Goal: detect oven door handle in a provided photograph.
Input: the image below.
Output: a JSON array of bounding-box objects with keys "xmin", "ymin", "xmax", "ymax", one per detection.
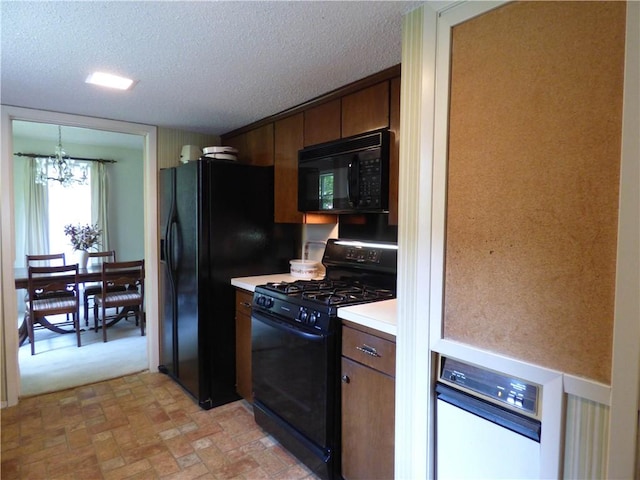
[{"xmin": 252, "ymin": 311, "xmax": 328, "ymax": 342}]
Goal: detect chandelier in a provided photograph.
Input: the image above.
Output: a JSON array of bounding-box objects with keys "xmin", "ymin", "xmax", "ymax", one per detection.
[{"xmin": 34, "ymin": 126, "xmax": 89, "ymax": 187}]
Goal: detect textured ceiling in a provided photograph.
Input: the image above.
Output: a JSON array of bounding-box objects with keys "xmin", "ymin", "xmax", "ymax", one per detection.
[{"xmin": 1, "ymin": 1, "xmax": 422, "ymax": 137}]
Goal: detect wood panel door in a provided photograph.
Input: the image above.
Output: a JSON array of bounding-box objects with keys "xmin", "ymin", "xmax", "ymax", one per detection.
[
  {"xmin": 341, "ymin": 357, "xmax": 395, "ymax": 480},
  {"xmin": 274, "ymin": 114, "xmax": 304, "ymax": 223},
  {"xmin": 245, "ymin": 124, "xmax": 274, "ymax": 166},
  {"xmin": 341, "ymin": 81, "xmax": 390, "ymax": 138},
  {"xmin": 225, "ymin": 124, "xmax": 274, "ymax": 166},
  {"xmin": 303, "ymin": 99, "xmax": 341, "ymax": 147},
  {"xmin": 235, "ymin": 289, "xmax": 253, "ymax": 401}
]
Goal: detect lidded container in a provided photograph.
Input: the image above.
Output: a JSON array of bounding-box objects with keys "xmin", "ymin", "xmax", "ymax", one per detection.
[{"xmin": 289, "ymin": 259, "xmax": 319, "ymax": 279}]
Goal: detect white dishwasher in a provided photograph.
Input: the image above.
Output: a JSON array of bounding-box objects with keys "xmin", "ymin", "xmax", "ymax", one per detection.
[{"xmin": 436, "ymin": 356, "xmax": 542, "ymax": 479}]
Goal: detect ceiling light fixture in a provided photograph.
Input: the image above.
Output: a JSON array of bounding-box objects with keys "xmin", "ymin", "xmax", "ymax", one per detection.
[
  {"xmin": 86, "ymin": 71, "xmax": 135, "ymax": 90},
  {"xmin": 34, "ymin": 126, "xmax": 88, "ymax": 187}
]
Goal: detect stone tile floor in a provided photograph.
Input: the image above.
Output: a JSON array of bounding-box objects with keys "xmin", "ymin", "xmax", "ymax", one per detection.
[{"xmin": 1, "ymin": 372, "xmax": 319, "ymax": 479}]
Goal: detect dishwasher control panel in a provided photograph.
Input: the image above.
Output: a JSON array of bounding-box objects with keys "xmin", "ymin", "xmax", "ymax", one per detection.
[{"xmin": 439, "ymin": 356, "xmax": 540, "ymax": 418}]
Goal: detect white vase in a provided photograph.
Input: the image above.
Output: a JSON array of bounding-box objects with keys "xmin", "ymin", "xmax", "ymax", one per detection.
[{"xmin": 76, "ymin": 250, "xmax": 89, "ymax": 270}]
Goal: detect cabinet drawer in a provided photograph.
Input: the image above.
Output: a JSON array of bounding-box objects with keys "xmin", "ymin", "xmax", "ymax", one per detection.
[
  {"xmin": 235, "ymin": 290, "xmax": 253, "ymax": 315},
  {"xmin": 342, "ymin": 326, "xmax": 395, "ymax": 377}
]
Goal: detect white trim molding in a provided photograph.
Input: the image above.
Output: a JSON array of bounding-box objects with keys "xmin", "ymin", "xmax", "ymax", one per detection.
[
  {"xmin": 395, "ymin": 4, "xmax": 435, "ymax": 478},
  {"xmin": 607, "ymin": 2, "xmax": 640, "ymax": 478}
]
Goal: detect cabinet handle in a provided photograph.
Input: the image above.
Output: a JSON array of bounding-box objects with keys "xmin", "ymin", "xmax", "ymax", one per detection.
[
  {"xmin": 341, "ymin": 375, "xmax": 350, "ymax": 384},
  {"xmin": 240, "ymin": 302, "xmax": 251, "ymax": 308},
  {"xmin": 356, "ymin": 344, "xmax": 381, "ymax": 357}
]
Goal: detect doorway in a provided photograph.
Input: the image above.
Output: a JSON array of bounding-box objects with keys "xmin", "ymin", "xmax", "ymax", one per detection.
[
  {"xmin": 1, "ymin": 106, "xmax": 159, "ymax": 407},
  {"xmin": 13, "ymin": 120, "xmax": 147, "ymax": 396}
]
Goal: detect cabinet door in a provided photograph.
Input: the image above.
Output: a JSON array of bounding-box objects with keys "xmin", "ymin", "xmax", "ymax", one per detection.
[
  {"xmin": 341, "ymin": 81, "xmax": 390, "ymax": 138},
  {"xmin": 245, "ymin": 124, "xmax": 274, "ymax": 166},
  {"xmin": 235, "ymin": 289, "xmax": 253, "ymax": 401},
  {"xmin": 304, "ymin": 99, "xmax": 341, "ymax": 146},
  {"xmin": 274, "ymin": 114, "xmax": 304, "ymax": 223},
  {"xmin": 341, "ymin": 357, "xmax": 395, "ymax": 480},
  {"xmin": 225, "ymin": 124, "xmax": 274, "ymax": 166}
]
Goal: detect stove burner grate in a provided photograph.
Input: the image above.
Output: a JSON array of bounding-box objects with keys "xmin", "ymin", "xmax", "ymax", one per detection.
[
  {"xmin": 259, "ymin": 275, "xmax": 396, "ymax": 308},
  {"xmin": 300, "ymin": 286, "xmax": 395, "ymax": 306},
  {"xmin": 264, "ymin": 280, "xmax": 337, "ymax": 294}
]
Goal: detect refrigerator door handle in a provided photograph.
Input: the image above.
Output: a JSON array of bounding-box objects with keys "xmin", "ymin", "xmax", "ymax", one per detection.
[
  {"xmin": 161, "ymin": 216, "xmax": 174, "ymax": 265},
  {"xmin": 170, "ymin": 220, "xmax": 180, "ymax": 270}
]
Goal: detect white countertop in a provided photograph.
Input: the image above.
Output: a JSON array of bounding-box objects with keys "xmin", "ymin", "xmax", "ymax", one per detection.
[
  {"xmin": 231, "ymin": 274, "xmax": 397, "ymax": 337},
  {"xmin": 338, "ymin": 299, "xmax": 397, "ymax": 337}
]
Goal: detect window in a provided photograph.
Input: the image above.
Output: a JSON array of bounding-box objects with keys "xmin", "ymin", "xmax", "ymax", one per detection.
[
  {"xmin": 320, "ymin": 173, "xmax": 334, "ymax": 210},
  {"xmin": 48, "ymin": 167, "xmax": 92, "ymax": 260}
]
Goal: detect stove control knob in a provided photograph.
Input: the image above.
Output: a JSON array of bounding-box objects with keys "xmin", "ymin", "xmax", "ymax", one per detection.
[
  {"xmin": 308, "ymin": 312, "xmax": 317, "ymax": 326},
  {"xmin": 256, "ymin": 296, "xmax": 273, "ymax": 308},
  {"xmin": 298, "ymin": 308, "xmax": 308, "ymax": 323}
]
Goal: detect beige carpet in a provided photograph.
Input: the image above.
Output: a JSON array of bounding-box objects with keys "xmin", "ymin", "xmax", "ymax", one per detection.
[{"xmin": 18, "ymin": 314, "xmax": 148, "ymax": 397}]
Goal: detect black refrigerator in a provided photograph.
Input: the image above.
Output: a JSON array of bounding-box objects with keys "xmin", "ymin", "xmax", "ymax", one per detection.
[{"xmin": 159, "ymin": 159, "xmax": 299, "ymax": 410}]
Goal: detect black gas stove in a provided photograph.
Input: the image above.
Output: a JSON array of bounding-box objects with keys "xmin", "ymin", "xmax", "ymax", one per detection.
[
  {"xmin": 252, "ymin": 239, "xmax": 398, "ymax": 333},
  {"xmin": 251, "ymin": 238, "xmax": 397, "ymax": 480}
]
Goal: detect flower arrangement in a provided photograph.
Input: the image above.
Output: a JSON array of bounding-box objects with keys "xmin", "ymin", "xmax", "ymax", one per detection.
[{"xmin": 64, "ymin": 223, "xmax": 102, "ymax": 251}]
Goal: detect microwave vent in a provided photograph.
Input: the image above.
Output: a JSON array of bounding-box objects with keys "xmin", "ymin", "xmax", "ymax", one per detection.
[{"xmin": 299, "ymin": 128, "xmax": 388, "ymax": 161}]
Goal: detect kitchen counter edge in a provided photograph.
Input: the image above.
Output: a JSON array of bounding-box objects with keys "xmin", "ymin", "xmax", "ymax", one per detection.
[{"xmin": 338, "ymin": 299, "xmax": 397, "ymax": 337}]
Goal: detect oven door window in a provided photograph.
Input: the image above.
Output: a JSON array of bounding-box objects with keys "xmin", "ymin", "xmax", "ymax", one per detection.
[{"xmin": 252, "ymin": 313, "xmax": 334, "ymax": 447}]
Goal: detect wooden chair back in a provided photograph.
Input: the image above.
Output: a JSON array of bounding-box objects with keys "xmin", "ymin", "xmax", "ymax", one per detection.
[
  {"xmin": 25, "ymin": 254, "xmax": 72, "ymax": 300},
  {"xmin": 100, "ymin": 260, "xmax": 145, "ymax": 307},
  {"xmin": 88, "ymin": 250, "xmax": 116, "ymax": 266},
  {"xmin": 27, "ymin": 264, "xmax": 80, "ymax": 315},
  {"xmin": 82, "ymin": 250, "xmax": 118, "ymax": 325},
  {"xmin": 26, "ymin": 253, "xmax": 66, "ymax": 267}
]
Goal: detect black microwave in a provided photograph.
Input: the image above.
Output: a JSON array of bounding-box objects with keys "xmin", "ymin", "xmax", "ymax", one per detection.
[{"xmin": 298, "ymin": 128, "xmax": 390, "ymax": 214}]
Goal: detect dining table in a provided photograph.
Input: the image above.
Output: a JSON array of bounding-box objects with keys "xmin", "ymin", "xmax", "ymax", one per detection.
[{"xmin": 14, "ymin": 265, "xmax": 104, "ymax": 346}]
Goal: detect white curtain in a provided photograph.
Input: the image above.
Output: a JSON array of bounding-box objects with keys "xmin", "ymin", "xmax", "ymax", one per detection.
[
  {"xmin": 90, "ymin": 162, "xmax": 109, "ymax": 251},
  {"xmin": 17, "ymin": 159, "xmax": 49, "ymax": 314},
  {"xmin": 23, "ymin": 158, "xmax": 49, "ymax": 259}
]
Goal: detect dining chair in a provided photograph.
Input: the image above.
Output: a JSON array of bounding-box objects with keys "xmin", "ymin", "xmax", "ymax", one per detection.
[
  {"xmin": 25, "ymin": 264, "xmax": 81, "ymax": 355},
  {"xmin": 82, "ymin": 251, "xmax": 125, "ymax": 325},
  {"xmin": 93, "ymin": 260, "xmax": 145, "ymax": 342},
  {"xmin": 25, "ymin": 253, "xmax": 73, "ymax": 323}
]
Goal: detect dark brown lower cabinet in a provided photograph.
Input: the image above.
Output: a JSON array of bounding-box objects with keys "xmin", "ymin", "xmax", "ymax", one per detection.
[
  {"xmin": 235, "ymin": 289, "xmax": 253, "ymax": 401},
  {"xmin": 341, "ymin": 324, "xmax": 396, "ymax": 479}
]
